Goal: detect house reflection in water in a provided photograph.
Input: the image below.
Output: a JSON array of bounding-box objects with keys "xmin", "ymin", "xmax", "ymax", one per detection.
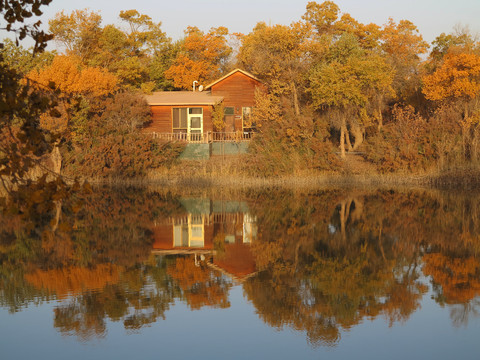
[{"xmin": 152, "ymin": 198, "xmax": 257, "ymax": 282}]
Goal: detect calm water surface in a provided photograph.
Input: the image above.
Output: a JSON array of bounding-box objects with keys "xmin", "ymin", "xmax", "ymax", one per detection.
[{"xmin": 1, "ymin": 188, "xmax": 480, "ymax": 359}]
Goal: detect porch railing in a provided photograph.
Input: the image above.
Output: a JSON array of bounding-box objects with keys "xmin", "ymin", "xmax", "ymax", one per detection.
[{"xmin": 152, "ymin": 131, "xmax": 254, "ymax": 143}]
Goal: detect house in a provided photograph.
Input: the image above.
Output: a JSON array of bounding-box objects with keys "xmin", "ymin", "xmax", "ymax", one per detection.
[
  {"xmin": 144, "ymin": 69, "xmax": 263, "ymax": 143},
  {"xmin": 151, "ymin": 198, "xmax": 257, "ymax": 282}
]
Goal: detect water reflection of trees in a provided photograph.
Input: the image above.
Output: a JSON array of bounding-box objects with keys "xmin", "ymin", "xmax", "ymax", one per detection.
[
  {"xmin": 2, "ymin": 188, "xmax": 480, "ymax": 342},
  {"xmin": 244, "ymin": 190, "xmax": 480, "ymax": 345},
  {"xmin": 0, "ymin": 188, "xmax": 183, "ymax": 313},
  {"xmin": 0, "ymin": 188, "xmax": 232, "ymax": 340}
]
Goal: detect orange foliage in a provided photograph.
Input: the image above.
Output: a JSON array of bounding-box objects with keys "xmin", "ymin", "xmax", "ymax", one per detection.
[
  {"xmin": 165, "ymin": 26, "xmax": 231, "ymax": 89},
  {"xmin": 422, "ymin": 52, "xmax": 480, "ymax": 102},
  {"xmin": 423, "ymin": 253, "xmax": 480, "ymax": 303},
  {"xmin": 25, "ymin": 264, "xmax": 123, "ymax": 299},
  {"xmin": 382, "ymin": 18, "xmax": 428, "ymax": 65},
  {"xmin": 27, "ymin": 55, "xmax": 118, "ymax": 96},
  {"xmin": 164, "ymin": 54, "xmax": 212, "ymax": 90}
]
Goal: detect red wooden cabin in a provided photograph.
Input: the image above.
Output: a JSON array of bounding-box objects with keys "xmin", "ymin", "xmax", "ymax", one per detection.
[{"xmin": 144, "ymin": 69, "xmax": 263, "ymax": 142}]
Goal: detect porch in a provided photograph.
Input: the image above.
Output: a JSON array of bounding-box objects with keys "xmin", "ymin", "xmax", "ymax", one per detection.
[{"xmin": 151, "ymin": 131, "xmax": 254, "ymax": 144}]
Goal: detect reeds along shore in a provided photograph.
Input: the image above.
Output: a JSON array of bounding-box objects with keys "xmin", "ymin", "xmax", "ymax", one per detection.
[{"xmin": 79, "ymin": 157, "xmax": 480, "ymax": 190}]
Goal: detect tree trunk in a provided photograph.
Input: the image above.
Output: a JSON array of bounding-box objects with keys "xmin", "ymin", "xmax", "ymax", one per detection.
[
  {"xmin": 345, "ymin": 127, "xmax": 353, "ymax": 152},
  {"xmin": 351, "ymin": 124, "xmax": 364, "ymax": 151},
  {"xmin": 51, "ymin": 145, "xmax": 62, "ymax": 175},
  {"xmin": 340, "ymin": 125, "xmax": 346, "ymax": 159},
  {"xmin": 291, "ymin": 81, "xmax": 300, "ymax": 116},
  {"xmin": 377, "ymin": 95, "xmax": 384, "ymax": 130}
]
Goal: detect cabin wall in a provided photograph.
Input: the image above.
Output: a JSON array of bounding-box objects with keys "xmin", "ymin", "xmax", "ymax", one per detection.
[
  {"xmin": 210, "ymin": 72, "xmax": 261, "ymax": 131},
  {"xmin": 144, "ymin": 105, "xmax": 213, "ymax": 133}
]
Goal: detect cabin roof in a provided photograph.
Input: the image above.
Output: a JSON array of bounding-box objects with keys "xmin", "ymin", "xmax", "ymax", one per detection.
[
  {"xmin": 145, "ymin": 91, "xmax": 224, "ymax": 106},
  {"xmin": 204, "ymin": 68, "xmax": 261, "ymax": 90}
]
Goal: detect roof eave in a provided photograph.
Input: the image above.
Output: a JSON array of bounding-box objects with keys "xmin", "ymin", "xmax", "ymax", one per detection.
[{"xmin": 204, "ymin": 69, "xmax": 261, "ymax": 90}]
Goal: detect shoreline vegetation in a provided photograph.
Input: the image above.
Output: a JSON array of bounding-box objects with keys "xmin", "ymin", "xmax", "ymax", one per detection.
[{"xmin": 82, "ymin": 157, "xmax": 480, "ymax": 190}]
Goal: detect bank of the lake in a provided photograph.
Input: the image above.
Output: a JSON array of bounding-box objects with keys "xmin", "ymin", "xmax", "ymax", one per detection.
[{"xmin": 81, "ymin": 158, "xmax": 480, "ymax": 190}]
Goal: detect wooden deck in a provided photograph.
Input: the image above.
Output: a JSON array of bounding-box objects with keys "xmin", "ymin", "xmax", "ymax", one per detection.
[{"xmin": 151, "ymin": 131, "xmax": 254, "ymax": 143}]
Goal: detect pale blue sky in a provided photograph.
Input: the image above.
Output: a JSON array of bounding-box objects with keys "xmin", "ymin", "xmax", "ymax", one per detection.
[{"xmin": 3, "ymin": 0, "xmax": 480, "ymax": 48}]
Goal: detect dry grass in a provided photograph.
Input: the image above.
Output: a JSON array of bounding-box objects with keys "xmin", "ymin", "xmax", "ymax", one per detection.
[{"xmin": 63, "ymin": 156, "xmax": 480, "ymax": 191}]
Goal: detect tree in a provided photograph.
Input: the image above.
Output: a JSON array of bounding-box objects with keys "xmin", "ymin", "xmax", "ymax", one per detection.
[
  {"xmin": 429, "ymin": 28, "xmax": 479, "ymax": 70},
  {"xmin": 422, "ymin": 52, "xmax": 480, "ymax": 160},
  {"xmin": 423, "ymin": 53, "xmax": 480, "ymax": 104},
  {"xmin": 302, "ymin": 1, "xmax": 340, "ymax": 35},
  {"xmin": 48, "ymin": 9, "xmax": 103, "ymax": 63},
  {"xmin": 26, "ymin": 55, "xmax": 118, "ymax": 138},
  {"xmin": 238, "ymin": 21, "xmax": 310, "ymax": 115},
  {"xmin": 165, "ymin": 26, "xmax": 232, "ymax": 89},
  {"xmin": 302, "ymin": 1, "xmax": 381, "ymax": 50},
  {"xmin": 0, "ymin": 38, "xmax": 55, "ymax": 75},
  {"xmin": 0, "ymin": 0, "xmax": 53, "ymax": 52},
  {"xmin": 381, "ymin": 18, "xmax": 428, "ymax": 104},
  {"xmin": 49, "ymin": 9, "xmax": 174, "ymax": 90},
  {"xmin": 28, "ymin": 55, "xmax": 118, "ymax": 97},
  {"xmin": 0, "ymin": 0, "xmax": 65, "ymax": 197},
  {"xmin": 118, "ymin": 9, "xmax": 169, "ymax": 57},
  {"xmin": 308, "ymin": 33, "xmax": 394, "ymax": 157}
]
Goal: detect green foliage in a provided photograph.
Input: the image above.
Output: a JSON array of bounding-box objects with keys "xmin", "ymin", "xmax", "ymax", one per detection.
[
  {"xmin": 0, "ymin": 39, "xmax": 55, "ymax": 75},
  {"xmin": 308, "ymin": 33, "xmax": 394, "ymax": 111}
]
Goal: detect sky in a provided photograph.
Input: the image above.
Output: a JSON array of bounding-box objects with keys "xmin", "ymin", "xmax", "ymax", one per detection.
[{"xmin": 3, "ymin": 0, "xmax": 480, "ymax": 49}]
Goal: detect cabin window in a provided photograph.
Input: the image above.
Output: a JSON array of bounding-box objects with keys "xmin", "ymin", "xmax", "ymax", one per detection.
[
  {"xmin": 189, "ymin": 108, "xmax": 202, "ymax": 115},
  {"xmin": 224, "ymin": 107, "xmax": 234, "ymax": 115},
  {"xmin": 173, "ymin": 108, "xmax": 188, "ymax": 133},
  {"xmin": 173, "ymin": 214, "xmax": 205, "ymax": 247},
  {"xmin": 173, "ymin": 107, "xmax": 203, "ymax": 134}
]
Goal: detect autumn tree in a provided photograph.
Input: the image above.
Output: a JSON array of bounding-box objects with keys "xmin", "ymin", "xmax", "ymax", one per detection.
[
  {"xmin": 380, "ymin": 18, "xmax": 428, "ymax": 106},
  {"xmin": 49, "ymin": 9, "xmax": 174, "ymax": 90},
  {"xmin": 363, "ymin": 105, "xmax": 438, "ymax": 172},
  {"xmin": 0, "ymin": 38, "xmax": 55, "ymax": 75},
  {"xmin": 0, "ymin": 0, "xmax": 69, "ymax": 200},
  {"xmin": 27, "ymin": 54, "xmax": 118, "ymax": 138},
  {"xmin": 48, "ymin": 9, "xmax": 103, "ymax": 63},
  {"xmin": 115, "ymin": 9, "xmax": 172, "ymax": 89},
  {"xmin": 244, "ymin": 88, "xmax": 339, "ymax": 175},
  {"xmin": 428, "ymin": 28, "xmax": 480, "ymax": 70},
  {"xmin": 165, "ymin": 26, "xmax": 232, "ymax": 89},
  {"xmin": 422, "ymin": 52, "xmax": 480, "ymax": 160},
  {"xmin": 303, "ymin": 1, "xmax": 381, "ymax": 50},
  {"xmin": 28, "ymin": 55, "xmax": 118, "ymax": 97},
  {"xmin": 308, "ymin": 33, "xmax": 394, "ymax": 157},
  {"xmin": 238, "ymin": 22, "xmax": 310, "ymax": 115}
]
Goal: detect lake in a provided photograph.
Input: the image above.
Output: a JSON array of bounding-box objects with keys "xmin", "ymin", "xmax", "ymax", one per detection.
[{"xmin": 1, "ymin": 187, "xmax": 479, "ymax": 359}]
